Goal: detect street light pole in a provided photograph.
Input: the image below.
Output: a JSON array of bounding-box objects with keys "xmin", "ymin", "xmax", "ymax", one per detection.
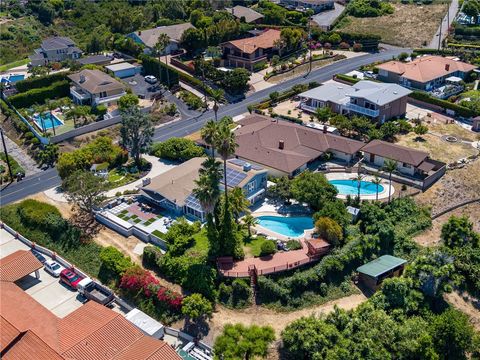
[{"xmin": 0, "ymin": 128, "xmax": 14, "ymax": 182}]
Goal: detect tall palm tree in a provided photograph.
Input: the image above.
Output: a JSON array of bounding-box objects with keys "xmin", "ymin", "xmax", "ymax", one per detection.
[
  {"xmin": 33, "ymin": 104, "xmax": 47, "ymax": 136},
  {"xmin": 210, "ymin": 89, "xmax": 225, "ymax": 122},
  {"xmin": 201, "ymin": 120, "xmax": 218, "ymax": 158},
  {"xmin": 229, "ymin": 187, "xmax": 250, "ymax": 222},
  {"xmin": 354, "ymin": 173, "xmax": 365, "ymax": 199},
  {"xmin": 46, "ymin": 100, "xmax": 58, "ymax": 136},
  {"xmin": 372, "ymin": 175, "xmax": 382, "ymax": 201},
  {"xmin": 154, "ymin": 33, "xmax": 171, "ymax": 88},
  {"xmin": 215, "ymin": 121, "xmax": 238, "ymax": 203},
  {"xmin": 242, "ymin": 213, "xmax": 258, "ymax": 238},
  {"xmin": 382, "ymin": 159, "xmax": 398, "ymax": 203}
]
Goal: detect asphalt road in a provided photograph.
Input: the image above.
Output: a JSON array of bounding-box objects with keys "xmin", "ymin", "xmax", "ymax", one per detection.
[{"xmin": 0, "ymin": 46, "xmax": 407, "ymax": 206}]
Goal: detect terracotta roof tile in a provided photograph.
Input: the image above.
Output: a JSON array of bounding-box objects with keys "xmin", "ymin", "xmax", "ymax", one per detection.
[
  {"xmin": 225, "ymin": 29, "xmax": 281, "ymax": 54},
  {"xmin": 2, "ymin": 331, "xmax": 64, "ymax": 360},
  {"xmin": 0, "ymin": 250, "xmax": 43, "ymax": 282},
  {"xmin": 113, "ymin": 336, "xmax": 179, "ymax": 360},
  {"xmin": 1, "ymin": 316, "xmax": 20, "ymax": 352},
  {"xmin": 377, "ymin": 56, "xmax": 477, "ymax": 84}
]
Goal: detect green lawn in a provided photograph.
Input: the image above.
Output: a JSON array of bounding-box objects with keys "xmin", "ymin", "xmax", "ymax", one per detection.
[
  {"xmin": 244, "ymin": 236, "xmax": 269, "ymax": 257},
  {"xmin": 106, "ymin": 169, "xmax": 139, "ymax": 190},
  {"xmin": 0, "ymin": 58, "xmax": 29, "ymax": 72},
  {"xmin": 189, "ymin": 229, "xmax": 210, "ymax": 256}
]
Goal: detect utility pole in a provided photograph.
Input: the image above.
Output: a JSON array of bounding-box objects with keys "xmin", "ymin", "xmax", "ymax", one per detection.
[
  {"xmin": 437, "ymin": 14, "xmax": 443, "ymax": 51},
  {"xmin": 201, "ymin": 66, "xmax": 208, "ymax": 111},
  {"xmin": 0, "ymin": 128, "xmax": 14, "ymax": 182},
  {"xmin": 308, "ymin": 18, "xmax": 312, "ymax": 75}
]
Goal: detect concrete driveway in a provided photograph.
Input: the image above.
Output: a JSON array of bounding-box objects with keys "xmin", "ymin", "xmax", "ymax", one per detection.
[{"xmin": 122, "ymin": 74, "xmax": 161, "ymax": 99}]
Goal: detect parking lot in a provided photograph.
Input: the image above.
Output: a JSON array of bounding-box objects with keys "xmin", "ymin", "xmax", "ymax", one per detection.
[
  {"xmin": 121, "ymin": 74, "xmax": 161, "ymax": 99},
  {"xmin": 1, "ymin": 229, "xmax": 83, "ymax": 318}
]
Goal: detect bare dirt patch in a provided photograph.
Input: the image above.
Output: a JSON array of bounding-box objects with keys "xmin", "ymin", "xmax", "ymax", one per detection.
[
  {"xmin": 414, "ymin": 202, "xmax": 480, "ymax": 247},
  {"xmin": 415, "ymin": 159, "xmax": 480, "ymax": 215},
  {"xmin": 336, "ymin": 4, "xmax": 447, "ymax": 48},
  {"xmin": 444, "ymin": 291, "xmax": 480, "ymax": 331}
]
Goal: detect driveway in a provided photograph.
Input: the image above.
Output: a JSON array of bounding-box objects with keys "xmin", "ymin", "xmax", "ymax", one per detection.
[
  {"xmin": 121, "ymin": 74, "xmax": 160, "ymax": 100},
  {"xmin": 312, "ymin": 3, "xmax": 346, "ymax": 29}
]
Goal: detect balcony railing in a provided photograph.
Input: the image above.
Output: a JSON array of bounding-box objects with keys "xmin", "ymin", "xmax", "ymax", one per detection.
[
  {"xmin": 93, "ymin": 92, "xmax": 126, "ymax": 105},
  {"xmin": 70, "ymin": 87, "xmax": 89, "ymax": 100},
  {"xmin": 346, "ymin": 103, "xmax": 379, "ymax": 117},
  {"xmin": 300, "ymin": 103, "xmax": 317, "ymax": 113}
]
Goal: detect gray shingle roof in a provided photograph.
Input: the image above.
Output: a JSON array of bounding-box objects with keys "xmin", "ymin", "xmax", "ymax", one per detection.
[
  {"xmin": 41, "ymin": 37, "xmax": 76, "ymax": 51},
  {"xmin": 299, "ymin": 82, "xmax": 352, "ymax": 105},
  {"xmin": 226, "ymin": 6, "xmax": 264, "ymax": 23},
  {"xmin": 346, "ymin": 81, "xmax": 412, "ymax": 106},
  {"xmin": 132, "ymin": 23, "xmax": 195, "ymax": 48}
]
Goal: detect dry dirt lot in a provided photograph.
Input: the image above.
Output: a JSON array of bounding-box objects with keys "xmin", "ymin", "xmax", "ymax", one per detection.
[
  {"xmin": 414, "ymin": 202, "xmax": 480, "ymax": 247},
  {"xmin": 444, "ymin": 291, "xmax": 480, "ymax": 331},
  {"xmin": 415, "ymin": 159, "xmax": 480, "ymax": 215},
  {"xmin": 336, "ymin": 4, "xmax": 447, "ymax": 48}
]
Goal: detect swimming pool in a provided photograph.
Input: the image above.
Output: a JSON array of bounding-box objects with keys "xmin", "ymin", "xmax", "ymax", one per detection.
[
  {"xmin": 33, "ymin": 112, "xmax": 64, "ymax": 131},
  {"xmin": 0, "ymin": 74, "xmax": 25, "ymax": 83},
  {"xmin": 256, "ymin": 216, "xmax": 314, "ymax": 238},
  {"xmin": 329, "ymin": 179, "xmax": 384, "ymax": 196}
]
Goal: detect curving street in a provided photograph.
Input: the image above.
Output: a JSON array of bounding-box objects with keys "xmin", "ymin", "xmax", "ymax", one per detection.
[{"xmin": 0, "ymin": 46, "xmax": 408, "ymax": 206}]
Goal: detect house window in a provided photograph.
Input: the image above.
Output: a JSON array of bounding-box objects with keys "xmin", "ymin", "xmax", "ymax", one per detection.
[
  {"xmin": 402, "ymin": 163, "xmax": 411, "ymax": 168},
  {"xmin": 248, "ymin": 180, "xmax": 256, "ymax": 192}
]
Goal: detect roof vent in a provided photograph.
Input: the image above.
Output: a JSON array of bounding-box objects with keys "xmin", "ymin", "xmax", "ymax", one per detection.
[
  {"xmin": 138, "ymin": 30, "xmax": 142, "ymax": 35},
  {"xmin": 445, "ymin": 64, "xmax": 450, "ymax": 71},
  {"xmin": 393, "ymin": 91, "xmax": 398, "ymax": 94},
  {"xmin": 323, "ymin": 125, "xmax": 328, "ymax": 134},
  {"xmin": 278, "ymin": 140, "xmax": 284, "ymax": 150},
  {"xmin": 79, "ymin": 74, "xmax": 85, "ymax": 83},
  {"xmin": 243, "ymin": 162, "xmax": 252, "ymax": 172}
]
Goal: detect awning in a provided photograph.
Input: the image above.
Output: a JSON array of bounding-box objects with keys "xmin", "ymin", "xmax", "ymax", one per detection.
[
  {"xmin": 0, "ymin": 250, "xmax": 43, "ymax": 282},
  {"xmin": 247, "ymin": 188, "xmax": 265, "ymax": 201}
]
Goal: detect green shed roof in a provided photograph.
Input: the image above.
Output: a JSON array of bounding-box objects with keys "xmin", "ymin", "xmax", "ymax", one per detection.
[{"xmin": 356, "ymin": 255, "xmax": 407, "ymax": 279}]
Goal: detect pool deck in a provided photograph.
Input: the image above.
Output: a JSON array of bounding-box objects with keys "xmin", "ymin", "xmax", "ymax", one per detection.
[{"xmin": 325, "ymin": 172, "xmax": 393, "ymax": 200}]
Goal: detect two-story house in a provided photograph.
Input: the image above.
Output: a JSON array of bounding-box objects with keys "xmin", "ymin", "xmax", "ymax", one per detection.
[
  {"xmin": 29, "ymin": 37, "xmax": 82, "ymax": 67},
  {"xmin": 126, "ymin": 23, "xmax": 195, "ymax": 55},
  {"xmin": 68, "ymin": 69, "xmax": 126, "ymax": 107},
  {"xmin": 220, "ymin": 29, "xmax": 281, "ymax": 71},
  {"xmin": 299, "ymin": 80, "xmax": 411, "ymax": 123},
  {"xmin": 140, "ymin": 157, "xmax": 268, "ymax": 221},
  {"xmin": 376, "ymin": 56, "xmax": 477, "ymax": 91},
  {"xmin": 280, "ymin": 0, "xmax": 334, "ymax": 13}
]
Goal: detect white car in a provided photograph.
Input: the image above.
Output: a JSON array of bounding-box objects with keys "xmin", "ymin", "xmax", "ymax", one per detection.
[
  {"xmin": 44, "ymin": 260, "xmax": 63, "ymax": 277},
  {"xmin": 144, "ymin": 75, "xmax": 157, "ymax": 84}
]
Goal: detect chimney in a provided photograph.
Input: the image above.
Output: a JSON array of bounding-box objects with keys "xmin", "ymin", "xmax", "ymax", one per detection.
[
  {"xmin": 445, "ymin": 64, "xmax": 450, "ymax": 71},
  {"xmin": 138, "ymin": 30, "xmax": 142, "ymax": 35},
  {"xmin": 323, "ymin": 125, "xmax": 328, "ymax": 134},
  {"xmin": 79, "ymin": 74, "xmax": 85, "ymax": 83},
  {"xmin": 278, "ymin": 140, "xmax": 284, "ymax": 150}
]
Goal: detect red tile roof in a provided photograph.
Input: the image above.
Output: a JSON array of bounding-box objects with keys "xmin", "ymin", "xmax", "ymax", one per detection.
[
  {"xmin": 2, "ymin": 331, "xmax": 65, "ymax": 360},
  {"xmin": 225, "ymin": 29, "xmax": 281, "ymax": 54},
  {"xmin": 113, "ymin": 336, "xmax": 180, "ymax": 360},
  {"xmin": 1, "ymin": 316, "xmax": 20, "ymax": 352},
  {"xmin": 0, "ymin": 250, "xmax": 43, "ymax": 282},
  {"xmin": 377, "ymin": 56, "xmax": 477, "ymax": 84}
]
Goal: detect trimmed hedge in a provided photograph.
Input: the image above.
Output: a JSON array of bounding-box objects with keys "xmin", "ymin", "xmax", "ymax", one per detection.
[
  {"xmin": 409, "ymin": 91, "xmax": 477, "ymax": 118},
  {"xmin": 15, "ymin": 73, "xmax": 68, "ymax": 93},
  {"xmin": 453, "ymin": 25, "xmax": 480, "ymax": 37},
  {"xmin": 334, "ymin": 73, "xmax": 360, "ymax": 84},
  {"xmin": 139, "ymin": 54, "xmax": 179, "ymax": 88},
  {"xmin": 9, "ymin": 80, "xmax": 70, "ymax": 108}
]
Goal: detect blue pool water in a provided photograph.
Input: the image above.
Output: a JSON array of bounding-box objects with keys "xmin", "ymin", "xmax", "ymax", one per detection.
[
  {"xmin": 33, "ymin": 113, "xmax": 63, "ymax": 130},
  {"xmin": 257, "ymin": 216, "xmax": 314, "ymax": 238},
  {"xmin": 1, "ymin": 74, "xmax": 25, "ymax": 83},
  {"xmin": 329, "ymin": 179, "xmax": 384, "ymax": 196}
]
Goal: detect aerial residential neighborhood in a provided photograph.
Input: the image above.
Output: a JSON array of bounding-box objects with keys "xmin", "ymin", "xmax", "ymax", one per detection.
[{"xmin": 0, "ymin": 0, "xmax": 479, "ymax": 359}]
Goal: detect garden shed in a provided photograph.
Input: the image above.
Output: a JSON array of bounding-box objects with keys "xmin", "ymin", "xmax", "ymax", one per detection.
[{"xmin": 356, "ymin": 255, "xmax": 406, "ymax": 291}]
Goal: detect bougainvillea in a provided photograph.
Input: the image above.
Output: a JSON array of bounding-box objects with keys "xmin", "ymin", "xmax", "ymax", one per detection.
[{"xmin": 120, "ymin": 266, "xmax": 183, "ymax": 310}]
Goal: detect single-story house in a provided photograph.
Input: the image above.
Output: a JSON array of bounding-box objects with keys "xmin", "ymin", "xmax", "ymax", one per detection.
[
  {"xmin": 376, "ymin": 55, "xmax": 477, "ymax": 91},
  {"xmin": 68, "ymin": 69, "xmax": 127, "ymax": 106},
  {"xmin": 280, "ymin": 0, "xmax": 334, "ymax": 13},
  {"xmin": 233, "ymin": 114, "xmax": 365, "ymax": 177},
  {"xmin": 226, "ymin": 5, "xmax": 264, "ymax": 24},
  {"xmin": 127, "ymin": 23, "xmax": 195, "ymax": 55},
  {"xmin": 105, "ymin": 62, "xmax": 141, "ymax": 78},
  {"xmin": 357, "ymin": 255, "xmax": 406, "ymax": 291},
  {"xmin": 220, "ymin": 29, "xmax": 281, "ymax": 71},
  {"xmin": 140, "ymin": 157, "xmax": 268, "ymax": 221},
  {"xmin": 299, "ymin": 80, "xmax": 412, "ymax": 123}
]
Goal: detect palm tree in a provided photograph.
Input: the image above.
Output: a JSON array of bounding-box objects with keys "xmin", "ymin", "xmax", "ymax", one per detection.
[
  {"xmin": 210, "ymin": 89, "xmax": 225, "ymax": 122},
  {"xmin": 382, "ymin": 159, "xmax": 398, "ymax": 203},
  {"xmin": 242, "ymin": 213, "xmax": 258, "ymax": 238},
  {"xmin": 353, "ymin": 173, "xmax": 365, "ymax": 199},
  {"xmin": 154, "ymin": 33, "xmax": 171, "ymax": 88},
  {"xmin": 215, "ymin": 121, "xmax": 238, "ymax": 203},
  {"xmin": 371, "ymin": 175, "xmax": 382, "ymax": 201},
  {"xmin": 33, "ymin": 104, "xmax": 47, "ymax": 136},
  {"xmin": 46, "ymin": 100, "xmax": 58, "ymax": 136},
  {"xmin": 201, "ymin": 120, "xmax": 218, "ymax": 158},
  {"xmin": 229, "ymin": 187, "xmax": 250, "ymax": 222}
]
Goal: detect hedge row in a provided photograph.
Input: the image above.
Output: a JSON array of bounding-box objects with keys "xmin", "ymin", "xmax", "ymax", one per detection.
[
  {"xmin": 409, "ymin": 91, "xmax": 477, "ymax": 118},
  {"xmin": 8, "ymin": 80, "xmax": 70, "ymax": 108},
  {"xmin": 15, "ymin": 72, "xmax": 68, "ymax": 93},
  {"xmin": 334, "ymin": 73, "xmax": 360, "ymax": 84},
  {"xmin": 139, "ymin": 54, "xmax": 179, "ymax": 88},
  {"xmin": 453, "ymin": 25, "xmax": 480, "ymax": 37}
]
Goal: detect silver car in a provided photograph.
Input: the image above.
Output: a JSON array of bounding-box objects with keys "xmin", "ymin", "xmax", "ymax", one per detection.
[{"xmin": 44, "ymin": 260, "xmax": 63, "ymax": 277}]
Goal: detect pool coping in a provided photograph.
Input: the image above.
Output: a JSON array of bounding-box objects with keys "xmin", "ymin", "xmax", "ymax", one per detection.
[
  {"xmin": 251, "ymin": 211, "xmax": 315, "ymax": 240},
  {"xmin": 32, "ymin": 111, "xmax": 65, "ymax": 131},
  {"xmin": 325, "ymin": 172, "xmax": 393, "ymax": 200}
]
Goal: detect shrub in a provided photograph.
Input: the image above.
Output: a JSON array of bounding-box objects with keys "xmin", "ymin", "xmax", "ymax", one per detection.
[
  {"xmin": 99, "ymin": 246, "xmax": 133, "ymax": 276},
  {"xmin": 93, "ymin": 104, "xmax": 107, "ymax": 117},
  {"xmin": 18, "ymin": 199, "xmax": 62, "ymax": 229},
  {"xmin": 352, "ymin": 43, "xmax": 363, "ymax": 52},
  {"xmin": 142, "ymin": 245, "xmax": 163, "ymax": 269},
  {"xmin": 9, "ymin": 80, "xmax": 70, "ymax": 108},
  {"xmin": 287, "ymin": 240, "xmax": 302, "ymax": 250},
  {"xmin": 339, "ymin": 41, "xmax": 350, "ymax": 49},
  {"xmin": 315, "ymin": 217, "xmax": 344, "ymax": 246},
  {"xmin": 150, "ymin": 137, "xmax": 204, "ymax": 161},
  {"xmin": 410, "ymin": 91, "xmax": 476, "ymax": 117},
  {"xmin": 260, "ymin": 240, "xmax": 276, "ymax": 256},
  {"xmin": 182, "ymin": 293, "xmax": 213, "ymax": 321},
  {"xmin": 15, "ymin": 72, "xmax": 68, "ymax": 93}
]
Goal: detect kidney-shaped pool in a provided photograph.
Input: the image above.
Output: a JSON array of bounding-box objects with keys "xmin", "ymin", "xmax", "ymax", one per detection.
[{"xmin": 256, "ymin": 216, "xmax": 314, "ymax": 238}]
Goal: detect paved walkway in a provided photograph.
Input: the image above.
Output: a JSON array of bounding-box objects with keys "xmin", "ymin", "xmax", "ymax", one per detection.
[{"xmin": 1, "ymin": 130, "xmax": 40, "ymax": 176}]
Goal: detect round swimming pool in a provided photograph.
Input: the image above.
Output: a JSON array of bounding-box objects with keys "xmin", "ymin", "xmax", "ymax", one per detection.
[
  {"xmin": 329, "ymin": 179, "xmax": 384, "ymax": 196},
  {"xmin": 256, "ymin": 216, "xmax": 314, "ymax": 238}
]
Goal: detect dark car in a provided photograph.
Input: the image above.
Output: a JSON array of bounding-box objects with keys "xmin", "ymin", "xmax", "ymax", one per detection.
[
  {"xmin": 30, "ymin": 249, "xmax": 47, "ymax": 264},
  {"xmin": 60, "ymin": 269, "xmax": 84, "ymax": 290}
]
